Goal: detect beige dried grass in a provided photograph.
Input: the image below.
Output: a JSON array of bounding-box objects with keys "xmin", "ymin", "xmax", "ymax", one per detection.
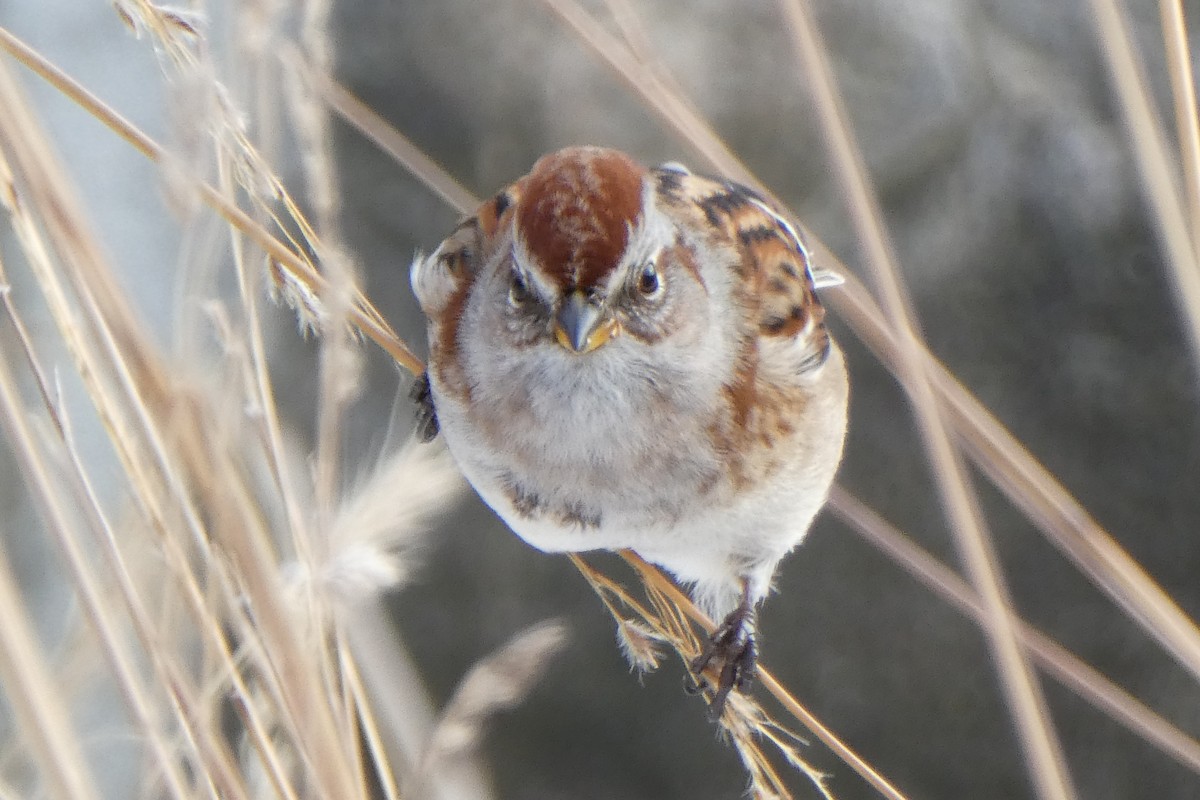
[{"xmin": 0, "ymin": 2, "xmax": 1197, "ymax": 799}]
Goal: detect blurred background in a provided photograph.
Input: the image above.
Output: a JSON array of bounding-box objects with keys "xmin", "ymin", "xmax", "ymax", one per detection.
[{"xmin": 1, "ymin": 1, "xmax": 1199, "ymax": 798}]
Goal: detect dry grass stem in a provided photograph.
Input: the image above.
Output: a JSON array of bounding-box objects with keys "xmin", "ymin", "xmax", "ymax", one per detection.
[
  {"xmin": 0, "ymin": 18, "xmax": 473, "ymax": 800},
  {"xmin": 0, "ymin": 71, "xmax": 234, "ymax": 800},
  {"xmin": 829, "ymin": 264, "xmax": 1200, "ymax": 686},
  {"xmin": 531, "ymin": 0, "xmax": 1200, "ymax": 708},
  {"xmin": 0, "ymin": 337, "xmax": 214, "ymax": 800},
  {"xmin": 221, "ymin": 168, "xmax": 313, "ymax": 584},
  {"xmin": 290, "ymin": 0, "xmax": 367, "ymax": 750},
  {"xmin": 311, "ymin": 65, "xmax": 480, "ymax": 217},
  {"xmin": 316, "ymin": 6, "xmax": 1200, "ymax": 789},
  {"xmin": 1159, "ymin": 0, "xmax": 1200, "ymax": 272},
  {"xmin": 1, "ymin": 2, "xmax": 1198, "ymax": 798},
  {"xmin": 778, "ymin": 2, "xmax": 1076, "ymax": 797},
  {"xmin": 618, "ymin": 552, "xmax": 910, "ymax": 800},
  {"xmin": 0, "ymin": 63, "xmax": 327, "ymax": 800},
  {"xmin": 292, "ymin": 0, "xmax": 358, "ymax": 533},
  {"xmin": 828, "ymin": 486, "xmax": 1200, "ymax": 777},
  {"xmin": 337, "ymin": 650, "xmax": 402, "ymax": 800},
  {"xmin": 1, "ymin": 45, "xmax": 346, "ymax": 795},
  {"xmin": 1087, "ymin": 0, "xmax": 1200, "ymax": 370},
  {"xmin": 0, "ymin": 530, "xmax": 101, "ymax": 800},
  {"xmin": 0, "ymin": 26, "xmax": 422, "ymax": 376},
  {"xmin": 539, "ymin": 0, "xmax": 762, "ymax": 190},
  {"xmin": 413, "ymin": 621, "xmax": 568, "ymax": 794},
  {"xmin": 571, "ymin": 555, "xmax": 837, "ymax": 800}
]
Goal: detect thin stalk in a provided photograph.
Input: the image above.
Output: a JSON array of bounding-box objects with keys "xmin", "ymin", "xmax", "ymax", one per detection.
[
  {"xmin": 1158, "ymin": 0, "xmax": 1200, "ymax": 268},
  {"xmin": 828, "ymin": 486, "xmax": 1200, "ymax": 778},
  {"xmin": 0, "ymin": 26, "xmax": 422, "ymax": 376},
  {"xmin": 0, "ymin": 528, "xmax": 102, "ymax": 800},
  {"xmin": 619, "ymin": 552, "xmax": 911, "ymax": 800},
  {"xmin": 1088, "ymin": 0, "xmax": 1200, "ymax": 372},
  {"xmin": 777, "ymin": 2, "xmax": 1076, "ymax": 797}
]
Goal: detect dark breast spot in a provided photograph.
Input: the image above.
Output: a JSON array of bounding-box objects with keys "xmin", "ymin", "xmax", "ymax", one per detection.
[
  {"xmin": 557, "ymin": 502, "xmax": 602, "ymax": 530},
  {"xmin": 502, "ymin": 474, "xmax": 544, "ymax": 518},
  {"xmin": 500, "ymin": 472, "xmax": 602, "ymax": 529}
]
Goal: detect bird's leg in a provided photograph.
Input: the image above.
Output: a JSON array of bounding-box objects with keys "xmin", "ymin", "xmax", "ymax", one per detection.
[
  {"xmin": 410, "ymin": 372, "xmax": 439, "ymax": 443},
  {"xmin": 690, "ymin": 580, "xmax": 758, "ymax": 719}
]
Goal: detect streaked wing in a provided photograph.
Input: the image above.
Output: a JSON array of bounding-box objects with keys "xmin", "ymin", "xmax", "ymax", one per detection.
[{"xmin": 651, "ymin": 166, "xmax": 831, "ymax": 369}]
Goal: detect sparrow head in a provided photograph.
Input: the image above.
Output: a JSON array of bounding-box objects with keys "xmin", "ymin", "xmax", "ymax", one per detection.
[{"xmin": 503, "ymin": 146, "xmax": 692, "ymax": 356}]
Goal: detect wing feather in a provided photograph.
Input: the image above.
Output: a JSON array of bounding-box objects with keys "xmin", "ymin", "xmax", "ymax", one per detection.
[{"xmin": 650, "ymin": 166, "xmax": 832, "ymax": 372}]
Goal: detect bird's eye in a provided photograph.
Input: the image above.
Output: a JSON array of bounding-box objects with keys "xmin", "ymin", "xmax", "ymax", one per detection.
[
  {"xmin": 509, "ymin": 271, "xmax": 533, "ymax": 307},
  {"xmin": 636, "ymin": 262, "xmax": 661, "ymax": 297}
]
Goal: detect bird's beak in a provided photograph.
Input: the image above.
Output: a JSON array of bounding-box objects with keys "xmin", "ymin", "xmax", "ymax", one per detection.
[{"xmin": 554, "ymin": 291, "xmax": 619, "ymax": 354}]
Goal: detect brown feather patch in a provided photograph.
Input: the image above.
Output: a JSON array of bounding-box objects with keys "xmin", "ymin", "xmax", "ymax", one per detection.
[
  {"xmin": 515, "ymin": 147, "xmax": 645, "ymax": 291},
  {"xmin": 646, "ymin": 165, "xmax": 832, "ymax": 490}
]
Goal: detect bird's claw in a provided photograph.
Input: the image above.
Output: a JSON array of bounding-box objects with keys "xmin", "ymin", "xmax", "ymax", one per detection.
[{"xmin": 690, "ymin": 601, "xmax": 758, "ymax": 720}]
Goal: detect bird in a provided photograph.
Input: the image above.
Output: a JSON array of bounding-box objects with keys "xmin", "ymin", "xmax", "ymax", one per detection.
[{"xmin": 409, "ymin": 146, "xmax": 848, "ymax": 714}]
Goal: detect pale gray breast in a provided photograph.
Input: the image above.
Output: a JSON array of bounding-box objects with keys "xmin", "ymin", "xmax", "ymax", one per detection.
[{"xmin": 466, "ymin": 347, "xmax": 729, "ymax": 530}]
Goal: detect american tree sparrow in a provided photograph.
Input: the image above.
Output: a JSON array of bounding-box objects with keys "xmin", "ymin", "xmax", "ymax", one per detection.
[{"xmin": 410, "ymin": 146, "xmax": 848, "ymax": 713}]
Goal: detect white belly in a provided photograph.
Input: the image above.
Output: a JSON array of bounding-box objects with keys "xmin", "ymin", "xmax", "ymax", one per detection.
[
  {"xmin": 430, "ymin": 336, "xmax": 847, "ymax": 617},
  {"xmin": 439, "ymin": 394, "xmax": 834, "ymax": 616}
]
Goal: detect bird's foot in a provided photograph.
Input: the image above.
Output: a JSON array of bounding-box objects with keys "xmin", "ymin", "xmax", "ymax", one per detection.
[
  {"xmin": 410, "ymin": 372, "xmax": 439, "ymax": 443},
  {"xmin": 690, "ymin": 597, "xmax": 758, "ymax": 720}
]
